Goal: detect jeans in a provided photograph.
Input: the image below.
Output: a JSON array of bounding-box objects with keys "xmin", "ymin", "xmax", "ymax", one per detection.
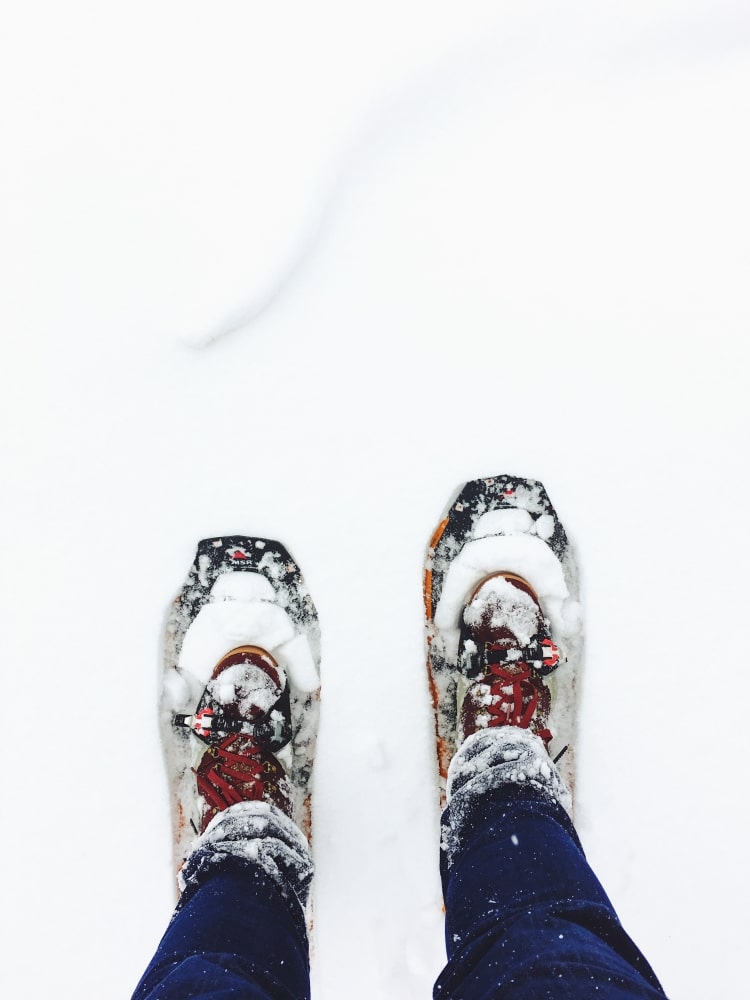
[
  {"xmin": 132, "ymin": 788, "xmax": 666, "ymax": 1000},
  {"xmin": 435, "ymin": 785, "xmax": 665, "ymax": 998},
  {"xmin": 132, "ymin": 863, "xmax": 310, "ymax": 1000}
]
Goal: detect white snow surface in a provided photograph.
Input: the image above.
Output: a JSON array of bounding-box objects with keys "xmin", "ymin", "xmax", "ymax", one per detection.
[{"xmin": 2, "ymin": 3, "xmax": 749, "ymax": 998}]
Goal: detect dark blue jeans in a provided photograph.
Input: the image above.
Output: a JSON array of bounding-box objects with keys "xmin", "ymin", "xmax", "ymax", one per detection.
[
  {"xmin": 133, "ymin": 790, "xmax": 666, "ymax": 999},
  {"xmin": 436, "ymin": 785, "xmax": 666, "ymax": 998},
  {"xmin": 132, "ymin": 861, "xmax": 310, "ymax": 1000}
]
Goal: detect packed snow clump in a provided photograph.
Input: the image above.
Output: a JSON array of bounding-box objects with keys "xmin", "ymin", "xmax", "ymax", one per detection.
[
  {"xmin": 463, "ymin": 576, "xmax": 541, "ymax": 645},
  {"xmin": 207, "ymin": 661, "xmax": 284, "ymax": 716},
  {"xmin": 175, "ymin": 571, "xmax": 319, "ymax": 702}
]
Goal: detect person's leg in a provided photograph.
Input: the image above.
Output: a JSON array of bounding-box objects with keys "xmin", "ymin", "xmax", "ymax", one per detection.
[
  {"xmin": 133, "ymin": 802, "xmax": 313, "ymax": 1000},
  {"xmin": 424, "ymin": 478, "xmax": 668, "ymax": 998},
  {"xmin": 435, "ymin": 729, "xmax": 667, "ymax": 999}
]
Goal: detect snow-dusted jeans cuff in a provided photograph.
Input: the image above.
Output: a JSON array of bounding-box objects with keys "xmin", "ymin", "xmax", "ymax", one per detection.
[
  {"xmin": 443, "ymin": 728, "xmax": 572, "ymax": 868},
  {"xmin": 178, "ymin": 801, "xmax": 313, "ymax": 918}
]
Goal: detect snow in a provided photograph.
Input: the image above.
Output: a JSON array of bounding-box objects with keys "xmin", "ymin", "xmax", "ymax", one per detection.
[
  {"xmin": 208, "ymin": 662, "xmax": 282, "ymax": 716},
  {"xmin": 279, "ymin": 633, "xmax": 321, "ymax": 694},
  {"xmin": 175, "ymin": 581, "xmax": 320, "ymax": 695},
  {"xmin": 463, "ymin": 576, "xmax": 543, "ymax": 643},
  {"xmin": 471, "ymin": 508, "xmax": 534, "ymax": 539},
  {"xmin": 179, "ymin": 602, "xmax": 298, "ymax": 677},
  {"xmin": 2, "ymin": 2, "xmax": 749, "ymax": 998},
  {"xmin": 210, "ymin": 570, "xmax": 277, "ymax": 602}
]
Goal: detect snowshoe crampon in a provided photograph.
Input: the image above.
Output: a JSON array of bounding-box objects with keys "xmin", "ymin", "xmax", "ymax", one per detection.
[
  {"xmin": 162, "ymin": 537, "xmax": 320, "ymax": 874},
  {"xmin": 424, "ymin": 476, "xmax": 582, "ymax": 810}
]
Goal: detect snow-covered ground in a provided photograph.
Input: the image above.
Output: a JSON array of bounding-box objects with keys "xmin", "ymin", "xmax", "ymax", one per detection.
[{"xmin": 2, "ymin": 2, "xmax": 749, "ymax": 997}]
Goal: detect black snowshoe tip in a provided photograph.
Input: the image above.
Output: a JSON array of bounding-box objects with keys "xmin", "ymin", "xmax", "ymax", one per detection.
[
  {"xmin": 176, "ymin": 536, "xmax": 317, "ymax": 637},
  {"xmin": 425, "ymin": 476, "xmax": 569, "ymax": 626},
  {"xmin": 196, "ymin": 536, "xmax": 300, "ymax": 585}
]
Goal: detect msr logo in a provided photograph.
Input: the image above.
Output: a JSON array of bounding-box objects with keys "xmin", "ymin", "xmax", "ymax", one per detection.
[{"xmin": 229, "ymin": 548, "xmax": 251, "ymax": 562}]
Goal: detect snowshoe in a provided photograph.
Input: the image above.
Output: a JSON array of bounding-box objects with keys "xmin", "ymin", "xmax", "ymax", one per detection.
[
  {"xmin": 424, "ymin": 476, "xmax": 582, "ymax": 809},
  {"xmin": 161, "ymin": 537, "xmax": 320, "ymax": 875}
]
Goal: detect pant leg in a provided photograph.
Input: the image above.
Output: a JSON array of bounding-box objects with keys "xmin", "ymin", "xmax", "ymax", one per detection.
[
  {"xmin": 132, "ymin": 801, "xmax": 312, "ymax": 1000},
  {"xmin": 435, "ymin": 734, "xmax": 668, "ymax": 999}
]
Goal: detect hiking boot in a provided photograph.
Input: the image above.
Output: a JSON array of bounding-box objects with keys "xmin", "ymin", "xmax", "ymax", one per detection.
[
  {"xmin": 180, "ymin": 645, "xmax": 294, "ymax": 832},
  {"xmin": 457, "ymin": 573, "xmax": 558, "ymax": 747}
]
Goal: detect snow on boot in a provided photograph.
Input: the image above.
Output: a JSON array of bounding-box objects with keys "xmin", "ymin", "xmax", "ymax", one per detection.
[
  {"xmin": 183, "ymin": 645, "xmax": 294, "ymax": 832},
  {"xmin": 162, "ymin": 537, "xmax": 320, "ymax": 876},
  {"xmin": 458, "ymin": 573, "xmax": 555, "ymax": 745},
  {"xmin": 424, "ymin": 476, "xmax": 582, "ymax": 809}
]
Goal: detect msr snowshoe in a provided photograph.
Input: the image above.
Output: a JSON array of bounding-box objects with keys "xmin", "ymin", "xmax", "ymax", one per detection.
[
  {"xmin": 162, "ymin": 537, "xmax": 320, "ymax": 875},
  {"xmin": 424, "ymin": 476, "xmax": 582, "ymax": 809}
]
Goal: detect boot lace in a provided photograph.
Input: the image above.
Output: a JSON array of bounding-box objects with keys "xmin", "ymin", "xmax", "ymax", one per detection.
[
  {"xmin": 485, "ymin": 660, "xmax": 552, "ymax": 744},
  {"xmin": 194, "ymin": 734, "xmax": 281, "ymax": 814}
]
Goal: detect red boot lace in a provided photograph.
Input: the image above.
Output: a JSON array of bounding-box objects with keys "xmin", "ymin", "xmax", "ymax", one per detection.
[
  {"xmin": 486, "ymin": 661, "xmax": 552, "ymax": 744},
  {"xmin": 194, "ymin": 734, "xmax": 281, "ymax": 823}
]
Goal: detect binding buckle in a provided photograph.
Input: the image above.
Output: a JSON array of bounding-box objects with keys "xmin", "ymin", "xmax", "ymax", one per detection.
[{"xmin": 483, "ymin": 633, "xmax": 561, "ymax": 676}]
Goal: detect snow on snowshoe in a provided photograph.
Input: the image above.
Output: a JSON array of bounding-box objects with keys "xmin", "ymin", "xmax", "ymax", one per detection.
[
  {"xmin": 424, "ymin": 476, "xmax": 582, "ymax": 809},
  {"xmin": 162, "ymin": 537, "xmax": 320, "ymax": 875}
]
